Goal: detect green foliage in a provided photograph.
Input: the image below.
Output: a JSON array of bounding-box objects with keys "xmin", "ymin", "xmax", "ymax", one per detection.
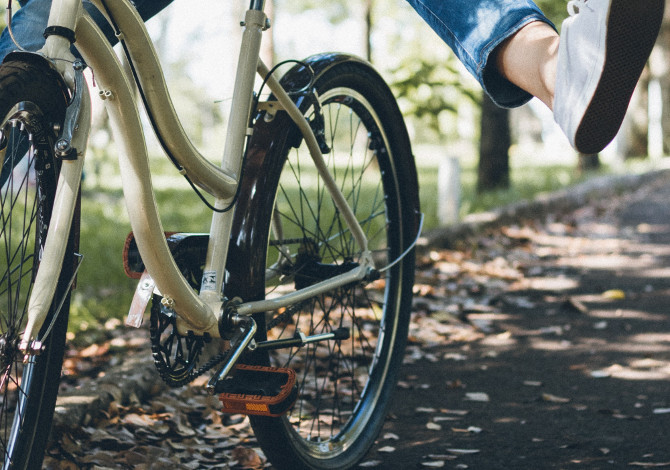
[
  {"xmin": 389, "ymin": 56, "xmax": 479, "ymax": 143},
  {"xmin": 535, "ymin": 0, "xmax": 569, "ymax": 28}
]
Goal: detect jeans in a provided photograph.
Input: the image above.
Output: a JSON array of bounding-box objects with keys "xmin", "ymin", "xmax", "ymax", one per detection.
[
  {"xmin": 0, "ymin": 0, "xmax": 174, "ymax": 60},
  {"xmin": 405, "ymin": 0, "xmax": 555, "ymax": 107}
]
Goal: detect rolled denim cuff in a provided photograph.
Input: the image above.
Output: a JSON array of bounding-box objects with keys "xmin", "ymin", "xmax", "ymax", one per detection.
[
  {"xmin": 405, "ymin": 0, "xmax": 556, "ymax": 109},
  {"xmin": 480, "ymin": 15, "xmax": 557, "ymax": 108}
]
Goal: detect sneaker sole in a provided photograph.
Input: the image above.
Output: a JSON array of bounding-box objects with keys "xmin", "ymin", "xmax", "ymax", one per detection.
[{"xmin": 574, "ymin": 0, "xmax": 664, "ymax": 154}]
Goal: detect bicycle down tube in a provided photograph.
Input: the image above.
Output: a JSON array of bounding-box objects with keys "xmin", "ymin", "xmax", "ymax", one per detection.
[{"xmin": 20, "ymin": 0, "xmax": 375, "ymax": 346}]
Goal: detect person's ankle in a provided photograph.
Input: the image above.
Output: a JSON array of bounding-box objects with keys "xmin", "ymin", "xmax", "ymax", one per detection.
[{"xmin": 496, "ymin": 21, "xmax": 559, "ymax": 109}]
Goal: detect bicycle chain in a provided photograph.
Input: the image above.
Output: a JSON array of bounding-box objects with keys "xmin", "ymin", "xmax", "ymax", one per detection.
[
  {"xmin": 150, "ymin": 291, "xmax": 310, "ymax": 387},
  {"xmin": 149, "ymin": 296, "xmax": 228, "ymax": 388}
]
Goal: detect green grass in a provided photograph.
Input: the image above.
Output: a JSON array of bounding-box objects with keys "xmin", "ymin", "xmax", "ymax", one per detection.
[
  {"xmin": 67, "ymin": 161, "xmax": 622, "ymax": 334},
  {"xmin": 419, "ymin": 163, "xmax": 596, "ymax": 226},
  {"xmin": 69, "ymin": 186, "xmax": 213, "ymax": 337}
]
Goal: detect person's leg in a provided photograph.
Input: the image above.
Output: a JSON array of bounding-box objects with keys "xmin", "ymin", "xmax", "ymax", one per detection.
[
  {"xmin": 0, "ymin": 0, "xmax": 175, "ymax": 60},
  {"xmin": 408, "ymin": 0, "xmax": 664, "ymax": 154},
  {"xmin": 498, "ymin": 0, "xmax": 664, "ymax": 154},
  {"xmin": 0, "ymin": 0, "xmax": 52, "ymax": 59},
  {"xmin": 405, "ymin": 0, "xmax": 554, "ymax": 108},
  {"xmin": 495, "ymin": 21, "xmax": 558, "ymax": 111}
]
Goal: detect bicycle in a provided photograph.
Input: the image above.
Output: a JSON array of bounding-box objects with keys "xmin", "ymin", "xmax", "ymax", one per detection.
[{"xmin": 0, "ymin": 0, "xmax": 421, "ymax": 468}]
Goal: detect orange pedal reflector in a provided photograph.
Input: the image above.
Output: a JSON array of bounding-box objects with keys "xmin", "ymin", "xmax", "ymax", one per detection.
[{"xmin": 218, "ymin": 364, "xmax": 297, "ymax": 417}]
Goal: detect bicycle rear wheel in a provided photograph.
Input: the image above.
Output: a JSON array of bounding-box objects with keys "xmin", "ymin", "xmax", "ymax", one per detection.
[
  {"xmin": 231, "ymin": 58, "xmax": 419, "ymax": 469},
  {"xmin": 0, "ymin": 58, "xmax": 74, "ymax": 469}
]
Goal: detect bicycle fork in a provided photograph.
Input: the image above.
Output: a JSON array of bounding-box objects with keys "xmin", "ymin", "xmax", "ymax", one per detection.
[{"xmin": 19, "ymin": 0, "xmax": 92, "ymax": 352}]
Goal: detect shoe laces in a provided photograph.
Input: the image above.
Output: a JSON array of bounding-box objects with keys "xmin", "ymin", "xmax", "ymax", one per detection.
[{"xmin": 567, "ymin": 0, "xmax": 592, "ymax": 16}]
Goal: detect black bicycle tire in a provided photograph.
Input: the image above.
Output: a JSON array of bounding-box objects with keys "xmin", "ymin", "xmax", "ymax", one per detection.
[
  {"xmin": 0, "ymin": 58, "xmax": 74, "ymax": 470},
  {"xmin": 228, "ymin": 59, "xmax": 419, "ymax": 470}
]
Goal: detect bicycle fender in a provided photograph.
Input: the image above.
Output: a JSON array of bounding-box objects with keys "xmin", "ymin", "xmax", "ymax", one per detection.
[
  {"xmin": 2, "ymin": 51, "xmax": 70, "ymax": 102},
  {"xmin": 277, "ymin": 52, "xmax": 379, "ymax": 111}
]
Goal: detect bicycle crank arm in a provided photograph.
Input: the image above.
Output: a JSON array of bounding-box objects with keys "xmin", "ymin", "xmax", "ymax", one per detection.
[
  {"xmin": 254, "ymin": 327, "xmax": 350, "ymax": 352},
  {"xmin": 206, "ymin": 315, "xmax": 257, "ymax": 394}
]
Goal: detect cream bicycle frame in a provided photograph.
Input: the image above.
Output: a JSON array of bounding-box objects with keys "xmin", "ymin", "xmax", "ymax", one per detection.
[{"xmin": 21, "ymin": 0, "xmax": 374, "ymax": 345}]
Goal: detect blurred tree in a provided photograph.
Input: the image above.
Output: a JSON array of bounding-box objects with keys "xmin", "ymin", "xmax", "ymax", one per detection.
[
  {"xmin": 364, "ymin": 0, "xmax": 373, "ymax": 62},
  {"xmin": 476, "ymin": 0, "xmax": 564, "ymax": 193},
  {"xmin": 478, "ymin": 93, "xmax": 510, "ymax": 192},
  {"xmin": 390, "ymin": 57, "xmax": 478, "ymax": 144}
]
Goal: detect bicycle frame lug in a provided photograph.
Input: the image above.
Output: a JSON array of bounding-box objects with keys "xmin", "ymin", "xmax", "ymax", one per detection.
[
  {"xmin": 20, "ymin": 340, "xmax": 44, "ymax": 361},
  {"xmin": 218, "ymin": 297, "xmax": 244, "ymax": 339},
  {"xmin": 365, "ymin": 268, "xmax": 380, "ymax": 283}
]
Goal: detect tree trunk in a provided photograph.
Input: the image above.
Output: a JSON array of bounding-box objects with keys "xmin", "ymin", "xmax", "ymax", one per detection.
[
  {"xmin": 655, "ymin": 0, "xmax": 670, "ymax": 155},
  {"xmin": 477, "ymin": 94, "xmax": 510, "ymax": 193},
  {"xmin": 364, "ymin": 0, "xmax": 373, "ymax": 62},
  {"xmin": 577, "ymin": 153, "xmax": 600, "ymax": 173}
]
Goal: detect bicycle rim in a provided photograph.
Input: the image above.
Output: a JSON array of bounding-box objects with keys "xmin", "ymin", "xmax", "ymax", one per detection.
[{"xmin": 244, "ymin": 63, "xmax": 417, "ymax": 469}]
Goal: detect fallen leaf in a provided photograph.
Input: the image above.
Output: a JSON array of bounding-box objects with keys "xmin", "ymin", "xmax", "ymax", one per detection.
[
  {"xmin": 602, "ymin": 289, "xmax": 625, "ymax": 300},
  {"xmin": 416, "ymin": 407, "xmax": 437, "ymax": 413},
  {"xmin": 523, "ymin": 381, "xmax": 543, "ymax": 387},
  {"xmin": 433, "ymin": 416, "xmax": 462, "ymax": 422},
  {"xmin": 358, "ymin": 460, "xmax": 383, "ymax": 467},
  {"xmin": 542, "ymin": 393, "xmax": 570, "ymax": 403},
  {"xmin": 464, "ymin": 392, "xmax": 490, "ymax": 402},
  {"xmin": 593, "ymin": 321, "xmax": 608, "ymax": 330},
  {"xmin": 447, "ymin": 449, "xmax": 481, "ymax": 455},
  {"xmin": 231, "ymin": 446, "xmax": 263, "ymax": 468},
  {"xmin": 377, "ymin": 446, "xmax": 396, "ymax": 453},
  {"xmin": 590, "ymin": 370, "xmax": 611, "ymax": 378}
]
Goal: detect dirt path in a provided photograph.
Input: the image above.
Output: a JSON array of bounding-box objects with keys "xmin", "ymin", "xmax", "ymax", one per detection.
[{"xmin": 44, "ymin": 173, "xmax": 670, "ymax": 469}]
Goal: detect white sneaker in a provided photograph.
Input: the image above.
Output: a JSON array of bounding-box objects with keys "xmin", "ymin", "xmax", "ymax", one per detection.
[{"xmin": 553, "ymin": 0, "xmax": 664, "ymax": 154}]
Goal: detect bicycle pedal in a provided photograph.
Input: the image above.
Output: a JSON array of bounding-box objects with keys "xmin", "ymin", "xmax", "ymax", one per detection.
[{"xmin": 217, "ymin": 364, "xmax": 297, "ymax": 417}]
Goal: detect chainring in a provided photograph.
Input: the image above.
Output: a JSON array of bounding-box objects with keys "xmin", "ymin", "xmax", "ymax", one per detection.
[{"xmin": 148, "ymin": 234, "xmax": 225, "ymax": 387}]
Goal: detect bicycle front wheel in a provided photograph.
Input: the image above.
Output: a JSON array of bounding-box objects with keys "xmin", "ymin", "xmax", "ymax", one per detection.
[
  {"xmin": 0, "ymin": 58, "xmax": 74, "ymax": 470},
  {"xmin": 233, "ymin": 58, "xmax": 419, "ymax": 469}
]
